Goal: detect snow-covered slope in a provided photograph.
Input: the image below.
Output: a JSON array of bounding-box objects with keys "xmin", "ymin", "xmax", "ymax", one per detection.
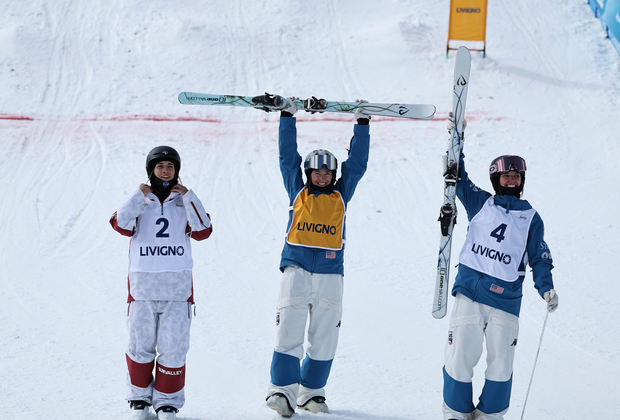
[{"xmin": 1, "ymin": 1, "xmax": 618, "ymax": 419}]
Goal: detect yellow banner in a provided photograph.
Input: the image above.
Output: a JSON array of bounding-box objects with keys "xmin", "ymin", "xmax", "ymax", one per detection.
[{"xmin": 448, "ymin": 0, "xmax": 488, "ymax": 42}]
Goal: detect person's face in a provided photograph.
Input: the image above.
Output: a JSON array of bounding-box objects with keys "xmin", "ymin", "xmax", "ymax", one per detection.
[
  {"xmin": 311, "ymin": 168, "xmax": 333, "ymax": 187},
  {"xmin": 153, "ymin": 161, "xmax": 175, "ymax": 181},
  {"xmin": 499, "ymin": 170, "xmax": 521, "ymax": 187}
]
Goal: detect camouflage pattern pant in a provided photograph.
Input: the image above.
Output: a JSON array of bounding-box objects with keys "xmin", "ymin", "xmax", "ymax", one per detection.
[{"xmin": 125, "ymin": 300, "xmax": 192, "ymax": 411}]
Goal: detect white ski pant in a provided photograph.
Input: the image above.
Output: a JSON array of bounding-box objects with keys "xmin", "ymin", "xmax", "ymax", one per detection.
[
  {"xmin": 125, "ymin": 300, "xmax": 192, "ymax": 411},
  {"xmin": 268, "ymin": 265, "xmax": 343, "ymax": 409},
  {"xmin": 443, "ymin": 294, "xmax": 518, "ymax": 420}
]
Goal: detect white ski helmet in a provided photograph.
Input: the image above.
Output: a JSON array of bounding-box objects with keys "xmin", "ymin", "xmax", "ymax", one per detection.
[{"xmin": 303, "ymin": 149, "xmax": 337, "ymax": 188}]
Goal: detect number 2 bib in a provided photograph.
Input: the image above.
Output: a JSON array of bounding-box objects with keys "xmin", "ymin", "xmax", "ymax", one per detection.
[{"xmin": 129, "ymin": 196, "xmax": 193, "ymax": 273}]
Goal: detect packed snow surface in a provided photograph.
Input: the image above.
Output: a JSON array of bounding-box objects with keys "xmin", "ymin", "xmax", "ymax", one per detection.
[{"xmin": 1, "ymin": 1, "xmax": 619, "ymax": 419}]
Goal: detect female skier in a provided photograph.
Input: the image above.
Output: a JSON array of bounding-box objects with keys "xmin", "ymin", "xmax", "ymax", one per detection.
[
  {"xmin": 110, "ymin": 146, "xmax": 212, "ymax": 420},
  {"xmin": 442, "ymin": 117, "xmax": 558, "ymax": 420},
  {"xmin": 265, "ymin": 100, "xmax": 370, "ymax": 417}
]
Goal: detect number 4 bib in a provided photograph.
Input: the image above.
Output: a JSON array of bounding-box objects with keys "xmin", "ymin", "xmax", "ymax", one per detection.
[{"xmin": 459, "ymin": 197, "xmax": 536, "ymax": 282}]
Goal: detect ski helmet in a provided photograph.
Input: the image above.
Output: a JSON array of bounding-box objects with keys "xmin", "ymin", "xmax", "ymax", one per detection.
[
  {"xmin": 489, "ymin": 155, "xmax": 526, "ymax": 196},
  {"xmin": 304, "ymin": 149, "xmax": 337, "ymax": 185},
  {"xmin": 146, "ymin": 146, "xmax": 181, "ymax": 177},
  {"xmin": 304, "ymin": 149, "xmax": 338, "ymax": 178}
]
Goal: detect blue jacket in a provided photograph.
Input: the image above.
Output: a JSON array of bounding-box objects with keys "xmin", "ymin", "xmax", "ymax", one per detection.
[
  {"xmin": 278, "ymin": 116, "xmax": 369, "ymax": 275},
  {"xmin": 453, "ymin": 153, "xmax": 554, "ymax": 317}
]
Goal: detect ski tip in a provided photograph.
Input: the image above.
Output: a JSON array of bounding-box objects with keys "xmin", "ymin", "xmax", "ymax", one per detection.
[
  {"xmin": 432, "ymin": 298, "xmax": 448, "ymax": 319},
  {"xmin": 407, "ymin": 105, "xmax": 436, "ymax": 120},
  {"xmin": 425, "ymin": 105, "xmax": 437, "ymax": 120},
  {"xmin": 178, "ymin": 92, "xmax": 190, "ymax": 104},
  {"xmin": 456, "ymin": 46, "xmax": 471, "ymax": 60},
  {"xmin": 432, "ymin": 309, "xmax": 447, "ymax": 319}
]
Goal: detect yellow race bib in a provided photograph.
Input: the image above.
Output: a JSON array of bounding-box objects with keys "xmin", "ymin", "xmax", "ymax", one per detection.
[{"xmin": 286, "ymin": 187, "xmax": 346, "ymax": 250}]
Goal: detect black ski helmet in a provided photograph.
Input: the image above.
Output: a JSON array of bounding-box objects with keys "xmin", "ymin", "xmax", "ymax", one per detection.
[
  {"xmin": 145, "ymin": 146, "xmax": 181, "ymax": 178},
  {"xmin": 489, "ymin": 155, "xmax": 526, "ymax": 196},
  {"xmin": 303, "ymin": 149, "xmax": 337, "ymax": 187}
]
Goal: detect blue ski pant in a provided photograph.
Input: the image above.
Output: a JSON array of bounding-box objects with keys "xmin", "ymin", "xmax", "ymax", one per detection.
[{"xmin": 268, "ymin": 265, "xmax": 343, "ymax": 408}]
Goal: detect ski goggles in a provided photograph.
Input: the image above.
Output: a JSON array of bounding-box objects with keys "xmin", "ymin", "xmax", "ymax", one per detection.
[
  {"xmin": 489, "ymin": 155, "xmax": 526, "ymax": 175},
  {"xmin": 304, "ymin": 150, "xmax": 337, "ymax": 171}
]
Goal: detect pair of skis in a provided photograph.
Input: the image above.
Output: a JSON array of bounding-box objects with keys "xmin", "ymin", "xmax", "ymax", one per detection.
[
  {"xmin": 178, "ymin": 92, "xmax": 436, "ymax": 120},
  {"xmin": 432, "ymin": 46, "xmax": 471, "ymax": 319}
]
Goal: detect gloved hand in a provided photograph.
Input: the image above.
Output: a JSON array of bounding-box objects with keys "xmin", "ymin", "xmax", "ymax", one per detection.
[
  {"xmin": 281, "ymin": 98, "xmax": 298, "ymax": 117},
  {"xmin": 447, "ymin": 111, "xmax": 467, "ymax": 134},
  {"xmin": 354, "ymin": 100, "xmax": 370, "ymax": 125},
  {"xmin": 543, "ymin": 289, "xmax": 559, "ymax": 312}
]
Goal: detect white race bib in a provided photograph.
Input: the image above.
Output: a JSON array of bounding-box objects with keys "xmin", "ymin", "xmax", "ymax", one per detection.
[
  {"xmin": 129, "ymin": 196, "xmax": 193, "ymax": 273},
  {"xmin": 459, "ymin": 197, "xmax": 536, "ymax": 282}
]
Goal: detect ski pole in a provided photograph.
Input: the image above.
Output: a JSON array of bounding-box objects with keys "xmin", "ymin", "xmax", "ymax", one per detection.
[{"xmin": 520, "ymin": 310, "xmax": 549, "ymax": 420}]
